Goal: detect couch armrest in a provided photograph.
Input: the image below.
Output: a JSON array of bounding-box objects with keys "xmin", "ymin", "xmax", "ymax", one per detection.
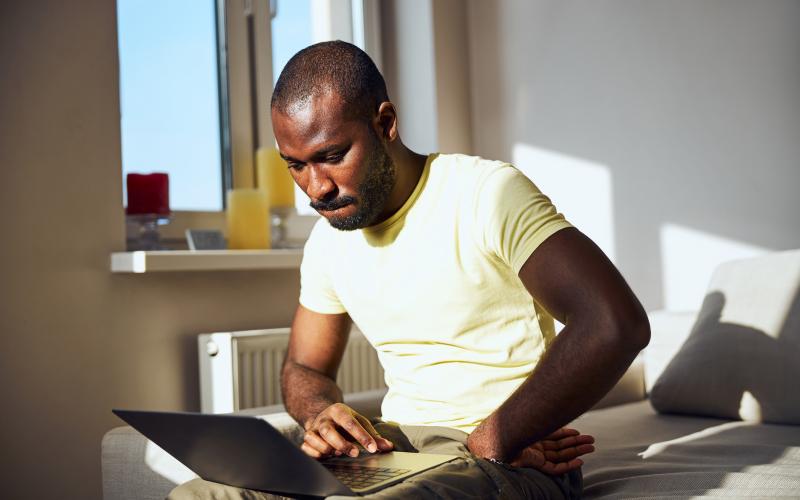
[{"xmin": 101, "ymin": 426, "xmax": 184, "ymax": 500}]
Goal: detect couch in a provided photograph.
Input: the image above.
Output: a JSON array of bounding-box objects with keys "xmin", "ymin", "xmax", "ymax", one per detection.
[{"xmin": 102, "ymin": 250, "xmax": 800, "ymax": 499}]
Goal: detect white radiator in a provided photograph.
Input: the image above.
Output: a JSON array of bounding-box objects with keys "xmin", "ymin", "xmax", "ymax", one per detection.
[{"xmin": 198, "ymin": 326, "xmax": 386, "ymax": 413}]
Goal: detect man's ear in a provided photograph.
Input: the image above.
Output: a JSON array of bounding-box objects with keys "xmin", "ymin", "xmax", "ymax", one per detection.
[{"xmin": 374, "ymin": 101, "xmax": 399, "ymax": 142}]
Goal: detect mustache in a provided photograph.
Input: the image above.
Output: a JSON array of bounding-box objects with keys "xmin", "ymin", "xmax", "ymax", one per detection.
[{"xmin": 310, "ymin": 195, "xmax": 357, "ymax": 212}]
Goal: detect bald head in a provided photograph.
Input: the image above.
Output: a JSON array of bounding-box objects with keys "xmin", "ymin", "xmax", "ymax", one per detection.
[{"xmin": 271, "ymin": 41, "xmax": 389, "ymax": 121}]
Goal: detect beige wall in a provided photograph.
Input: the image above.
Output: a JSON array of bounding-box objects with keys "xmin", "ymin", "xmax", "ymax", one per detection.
[{"xmin": 0, "ymin": 1, "xmax": 299, "ymax": 498}]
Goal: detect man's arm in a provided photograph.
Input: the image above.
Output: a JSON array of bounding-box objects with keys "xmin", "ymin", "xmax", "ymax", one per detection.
[
  {"xmin": 467, "ymin": 227, "xmax": 650, "ymax": 463},
  {"xmin": 281, "ymin": 304, "xmax": 393, "ymax": 458},
  {"xmin": 281, "ymin": 304, "xmax": 350, "ymax": 427}
]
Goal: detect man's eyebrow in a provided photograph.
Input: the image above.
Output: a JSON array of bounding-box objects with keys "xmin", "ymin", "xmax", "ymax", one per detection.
[{"xmin": 280, "ymin": 144, "xmax": 350, "ymax": 163}]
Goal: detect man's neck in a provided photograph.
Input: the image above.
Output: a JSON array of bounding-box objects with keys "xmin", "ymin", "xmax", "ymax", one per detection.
[{"xmin": 373, "ymin": 146, "xmax": 428, "ymax": 225}]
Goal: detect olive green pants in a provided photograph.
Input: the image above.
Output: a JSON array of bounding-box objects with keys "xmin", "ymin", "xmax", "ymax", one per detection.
[{"xmin": 167, "ymin": 420, "xmax": 583, "ymax": 499}]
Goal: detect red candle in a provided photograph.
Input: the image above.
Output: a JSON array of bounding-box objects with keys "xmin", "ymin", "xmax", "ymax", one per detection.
[{"xmin": 126, "ymin": 173, "xmax": 170, "ymax": 216}]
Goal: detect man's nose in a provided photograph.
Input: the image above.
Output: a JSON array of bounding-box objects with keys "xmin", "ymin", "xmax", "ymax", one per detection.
[{"xmin": 306, "ymin": 165, "xmax": 336, "ymax": 202}]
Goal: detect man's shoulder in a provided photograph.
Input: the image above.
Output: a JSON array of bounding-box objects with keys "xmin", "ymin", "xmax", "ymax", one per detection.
[
  {"xmin": 432, "ymin": 153, "xmax": 516, "ymax": 186},
  {"xmin": 434, "ymin": 152, "xmax": 510, "ymax": 171}
]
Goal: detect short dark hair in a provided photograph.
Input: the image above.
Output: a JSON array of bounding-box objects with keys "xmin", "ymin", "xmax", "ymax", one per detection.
[{"xmin": 271, "ymin": 40, "xmax": 389, "ymax": 120}]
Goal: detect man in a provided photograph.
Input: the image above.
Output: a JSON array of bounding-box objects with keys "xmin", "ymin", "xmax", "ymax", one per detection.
[{"xmin": 170, "ymin": 41, "xmax": 649, "ymax": 499}]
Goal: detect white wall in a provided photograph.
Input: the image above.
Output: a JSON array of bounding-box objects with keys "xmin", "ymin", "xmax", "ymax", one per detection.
[
  {"xmin": 467, "ymin": 0, "xmax": 800, "ymax": 311},
  {"xmin": 380, "ymin": 0, "xmax": 439, "ymax": 153},
  {"xmin": 380, "ymin": 0, "xmax": 473, "ymax": 154}
]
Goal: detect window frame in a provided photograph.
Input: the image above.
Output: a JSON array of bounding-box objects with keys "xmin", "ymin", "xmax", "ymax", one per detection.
[{"xmin": 158, "ymin": 0, "xmax": 382, "ymax": 243}]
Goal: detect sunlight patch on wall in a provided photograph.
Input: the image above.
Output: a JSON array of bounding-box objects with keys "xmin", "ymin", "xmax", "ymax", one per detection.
[
  {"xmin": 512, "ymin": 143, "xmax": 616, "ymax": 263},
  {"xmin": 660, "ymin": 223, "xmax": 770, "ymax": 311}
]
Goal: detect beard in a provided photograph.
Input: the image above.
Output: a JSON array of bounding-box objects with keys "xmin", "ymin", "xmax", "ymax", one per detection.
[{"xmin": 312, "ymin": 132, "xmax": 396, "ymax": 231}]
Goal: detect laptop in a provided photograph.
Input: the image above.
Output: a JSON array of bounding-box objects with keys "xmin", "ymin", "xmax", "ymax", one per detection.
[{"xmin": 113, "ymin": 409, "xmax": 457, "ymax": 498}]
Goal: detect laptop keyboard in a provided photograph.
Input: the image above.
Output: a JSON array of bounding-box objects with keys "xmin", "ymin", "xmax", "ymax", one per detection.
[{"xmin": 323, "ymin": 463, "xmax": 411, "ymax": 490}]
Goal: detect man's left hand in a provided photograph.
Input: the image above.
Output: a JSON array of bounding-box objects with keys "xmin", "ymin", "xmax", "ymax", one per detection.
[
  {"xmin": 468, "ymin": 426, "xmax": 595, "ymax": 475},
  {"xmin": 506, "ymin": 427, "xmax": 595, "ymax": 474}
]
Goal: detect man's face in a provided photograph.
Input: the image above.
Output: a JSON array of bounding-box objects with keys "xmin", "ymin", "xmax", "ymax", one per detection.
[{"xmin": 272, "ymin": 92, "xmax": 396, "ymax": 231}]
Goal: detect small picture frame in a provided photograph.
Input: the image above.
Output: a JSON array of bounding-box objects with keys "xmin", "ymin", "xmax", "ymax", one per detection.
[{"xmin": 185, "ymin": 229, "xmax": 226, "ymax": 251}]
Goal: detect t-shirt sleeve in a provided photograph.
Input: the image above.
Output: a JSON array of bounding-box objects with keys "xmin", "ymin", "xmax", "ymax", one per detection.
[
  {"xmin": 298, "ymin": 219, "xmax": 347, "ymax": 314},
  {"xmin": 474, "ymin": 165, "xmax": 573, "ymax": 274}
]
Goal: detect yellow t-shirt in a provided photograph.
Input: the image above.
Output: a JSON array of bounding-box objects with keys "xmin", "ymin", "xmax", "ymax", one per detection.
[{"xmin": 299, "ymin": 153, "xmax": 572, "ymax": 433}]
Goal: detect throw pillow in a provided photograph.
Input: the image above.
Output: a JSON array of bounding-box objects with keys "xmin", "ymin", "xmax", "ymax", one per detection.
[{"xmin": 649, "ymin": 249, "xmax": 800, "ymax": 424}]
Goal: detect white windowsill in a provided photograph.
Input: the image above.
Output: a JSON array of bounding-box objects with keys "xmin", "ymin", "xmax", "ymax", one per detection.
[{"xmin": 110, "ymin": 249, "xmax": 303, "ymax": 273}]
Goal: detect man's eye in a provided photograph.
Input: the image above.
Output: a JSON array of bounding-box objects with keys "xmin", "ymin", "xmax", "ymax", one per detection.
[
  {"xmin": 287, "ymin": 162, "xmax": 304, "ymax": 171},
  {"xmin": 327, "ymin": 153, "xmax": 345, "ymax": 164}
]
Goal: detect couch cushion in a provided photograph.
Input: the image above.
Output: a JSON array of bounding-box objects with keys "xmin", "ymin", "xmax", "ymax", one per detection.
[
  {"xmin": 649, "ymin": 249, "xmax": 800, "ymax": 424},
  {"xmin": 572, "ymin": 400, "xmax": 800, "ymax": 499}
]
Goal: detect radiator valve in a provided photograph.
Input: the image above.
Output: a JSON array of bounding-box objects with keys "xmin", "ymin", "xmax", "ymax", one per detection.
[{"xmin": 206, "ymin": 341, "xmax": 219, "ymax": 357}]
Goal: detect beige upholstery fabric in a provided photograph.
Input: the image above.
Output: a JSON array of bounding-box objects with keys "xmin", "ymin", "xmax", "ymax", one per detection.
[
  {"xmin": 650, "ymin": 250, "xmax": 800, "ymax": 424},
  {"xmin": 101, "ymin": 427, "xmax": 181, "ymax": 500},
  {"xmin": 572, "ymin": 400, "xmax": 800, "ymax": 499}
]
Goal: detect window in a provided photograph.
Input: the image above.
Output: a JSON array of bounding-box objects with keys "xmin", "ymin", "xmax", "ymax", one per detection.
[
  {"xmin": 117, "ymin": 0, "xmax": 228, "ymax": 212},
  {"xmin": 116, "ymin": 0, "xmax": 380, "ymax": 219},
  {"xmin": 271, "ymin": 0, "xmax": 312, "ymax": 87}
]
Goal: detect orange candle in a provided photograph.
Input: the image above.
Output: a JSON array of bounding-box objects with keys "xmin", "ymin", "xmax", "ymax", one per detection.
[
  {"xmin": 256, "ymin": 147, "xmax": 295, "ymax": 209},
  {"xmin": 226, "ymin": 189, "xmax": 270, "ymax": 249}
]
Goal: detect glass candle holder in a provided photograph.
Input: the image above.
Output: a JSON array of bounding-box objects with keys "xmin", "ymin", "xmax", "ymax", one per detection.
[
  {"xmin": 125, "ymin": 214, "xmax": 172, "ymax": 251},
  {"xmin": 270, "ymin": 206, "xmax": 298, "ymax": 249}
]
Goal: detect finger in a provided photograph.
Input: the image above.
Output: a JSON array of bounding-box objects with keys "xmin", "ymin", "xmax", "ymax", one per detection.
[
  {"xmin": 544, "ymin": 444, "xmax": 595, "ymax": 462},
  {"xmin": 304, "ymin": 430, "xmax": 336, "ymax": 457},
  {"xmin": 301, "ymin": 441, "xmax": 322, "ymax": 459},
  {"xmin": 510, "ymin": 443, "xmax": 589, "ymax": 472},
  {"xmin": 541, "ymin": 434, "xmax": 595, "ymax": 451},
  {"xmin": 317, "ymin": 421, "xmax": 359, "ymax": 457},
  {"xmin": 543, "ymin": 427, "xmax": 580, "ymax": 441},
  {"xmin": 331, "ymin": 411, "xmax": 379, "ymax": 455},
  {"xmin": 354, "ymin": 415, "xmax": 394, "ymax": 452}
]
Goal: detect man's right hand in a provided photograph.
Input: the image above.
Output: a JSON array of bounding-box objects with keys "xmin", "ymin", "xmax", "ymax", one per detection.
[{"xmin": 301, "ymin": 403, "xmax": 395, "ymax": 459}]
